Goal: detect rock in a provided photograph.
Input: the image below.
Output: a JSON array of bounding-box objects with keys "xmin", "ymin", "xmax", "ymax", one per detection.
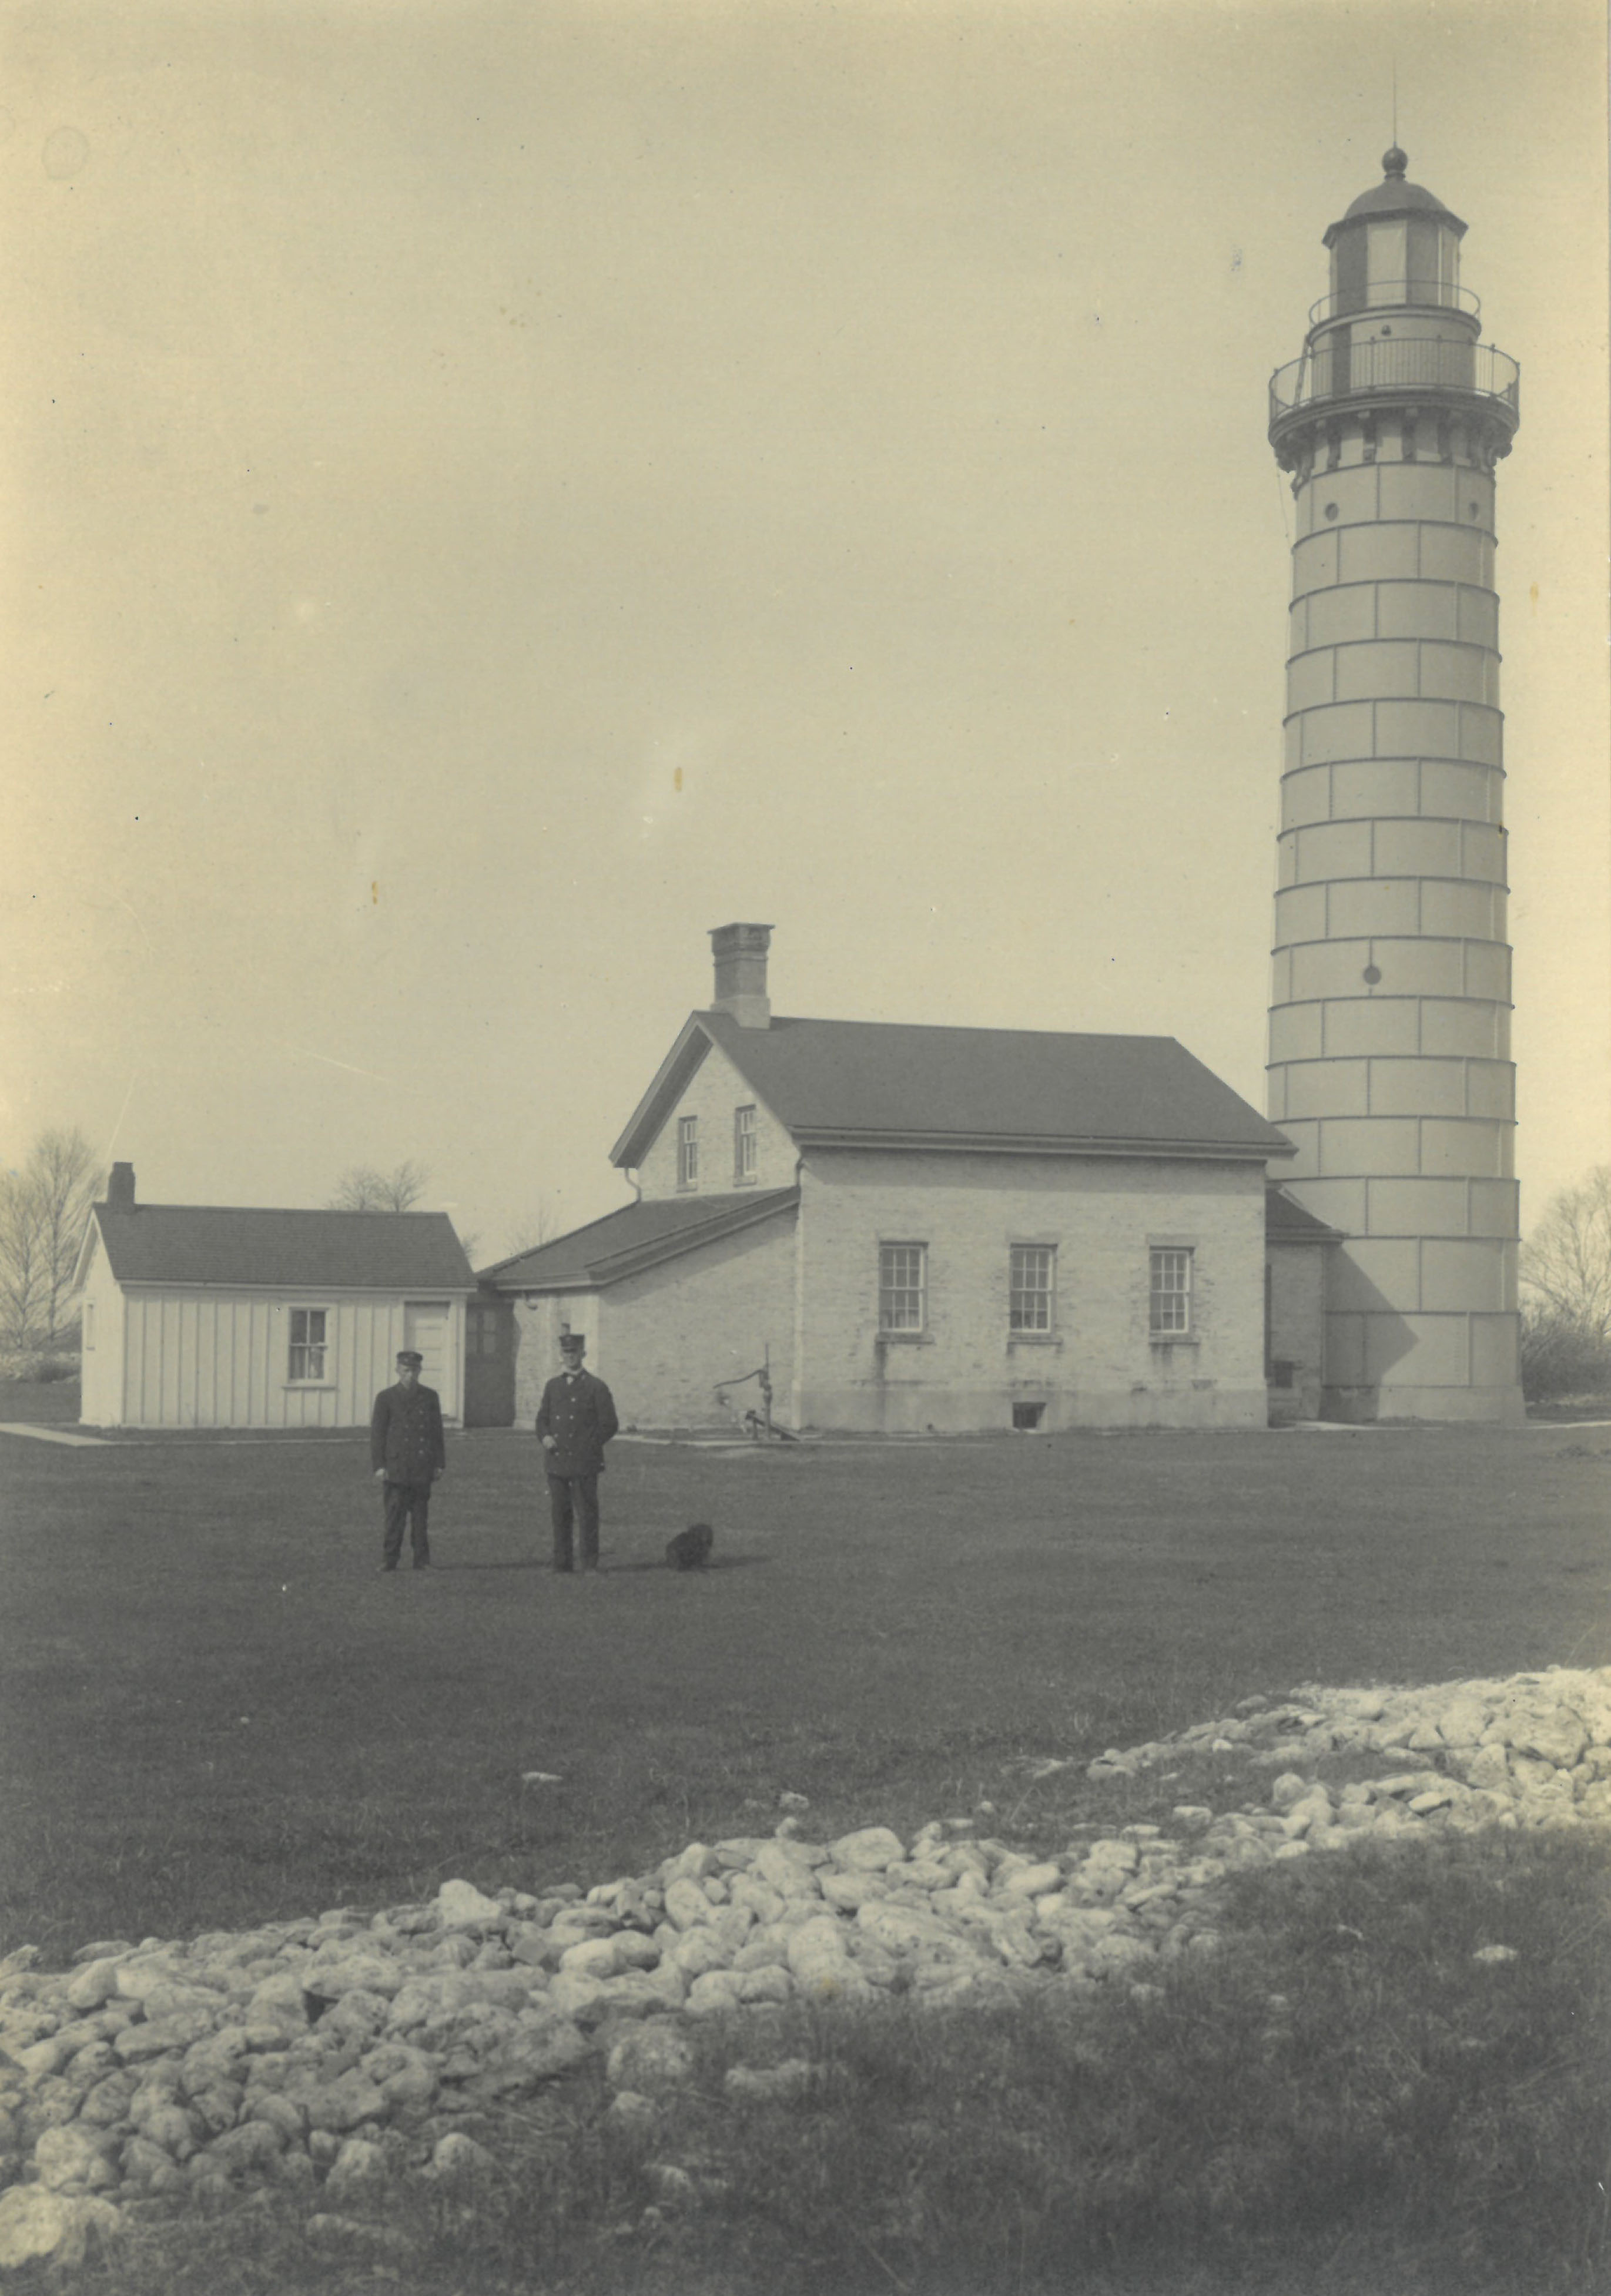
[
  {"xmin": 323, "ymin": 2136, "xmax": 388, "ymax": 2203},
  {"xmin": 605, "ymin": 2026, "xmax": 697, "ymax": 2097},
  {"xmin": 685, "ymin": 1971, "xmax": 748, "ymax": 2015},
  {"xmin": 724, "ymin": 2057, "xmax": 815, "ymax": 2102},
  {"xmin": 828, "ymin": 1827, "xmax": 907, "ymax": 1871},
  {"xmin": 430, "ymin": 2130, "xmax": 499, "ymax": 2183},
  {"xmin": 34, "ymin": 2123, "xmax": 120, "ymax": 2193},
  {"xmin": 435, "ymin": 1881, "xmax": 504, "ymax": 1929},
  {"xmin": 0, "ymin": 2186, "xmax": 121, "ymax": 2268}
]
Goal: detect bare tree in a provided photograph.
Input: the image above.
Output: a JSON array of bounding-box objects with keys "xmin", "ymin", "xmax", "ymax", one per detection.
[
  {"xmin": 328, "ymin": 1160, "xmax": 430, "ymax": 1214},
  {"xmin": 0, "ymin": 1127, "xmax": 104, "ymax": 1345},
  {"xmin": 0, "ymin": 1172, "xmax": 48, "ymax": 1345},
  {"xmin": 1520, "ymin": 1165, "xmax": 1611, "ymax": 1340},
  {"xmin": 501, "ymin": 1199, "xmax": 566, "ymax": 1258}
]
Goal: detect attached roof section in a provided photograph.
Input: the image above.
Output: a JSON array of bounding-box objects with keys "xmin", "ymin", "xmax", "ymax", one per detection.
[
  {"xmin": 480, "ymin": 1188, "xmax": 799, "ymax": 1293},
  {"xmin": 612, "ymin": 1011, "xmax": 1292, "ymax": 1168},
  {"xmin": 1265, "ymin": 1184, "xmax": 1345, "ymax": 1242},
  {"xmin": 87, "ymin": 1205, "xmax": 476, "ymax": 1291}
]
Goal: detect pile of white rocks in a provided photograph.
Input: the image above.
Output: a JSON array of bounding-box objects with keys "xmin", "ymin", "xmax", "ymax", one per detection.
[{"xmin": 2, "ymin": 1664, "xmax": 1607, "ymax": 2270}]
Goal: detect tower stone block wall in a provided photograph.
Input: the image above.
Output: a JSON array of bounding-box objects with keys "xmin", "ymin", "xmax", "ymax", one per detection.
[{"xmin": 1267, "ymin": 152, "xmax": 1523, "ymax": 1422}]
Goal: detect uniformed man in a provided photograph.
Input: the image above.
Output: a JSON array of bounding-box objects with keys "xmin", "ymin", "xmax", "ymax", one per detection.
[
  {"xmin": 534, "ymin": 1333, "xmax": 619, "ymax": 1573},
  {"xmin": 370, "ymin": 1349, "xmax": 446, "ymax": 1572}
]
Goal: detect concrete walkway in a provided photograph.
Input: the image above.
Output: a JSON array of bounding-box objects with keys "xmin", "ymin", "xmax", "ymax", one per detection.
[{"xmin": 0, "ymin": 1423, "xmax": 115, "ymax": 1447}]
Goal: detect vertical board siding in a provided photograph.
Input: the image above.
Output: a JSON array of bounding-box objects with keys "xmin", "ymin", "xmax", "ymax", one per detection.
[{"xmin": 107, "ymin": 1290, "xmax": 466, "ymax": 1428}]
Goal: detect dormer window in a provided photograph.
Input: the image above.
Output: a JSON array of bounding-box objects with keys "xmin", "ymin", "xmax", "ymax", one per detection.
[{"xmin": 677, "ymin": 1116, "xmax": 699, "ymax": 1189}]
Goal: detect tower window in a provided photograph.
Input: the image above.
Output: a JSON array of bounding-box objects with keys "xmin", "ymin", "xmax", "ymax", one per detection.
[{"xmin": 677, "ymin": 1117, "xmax": 699, "ymax": 1189}]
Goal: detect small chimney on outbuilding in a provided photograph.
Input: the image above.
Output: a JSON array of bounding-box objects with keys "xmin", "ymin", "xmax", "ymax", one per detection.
[
  {"xmin": 709, "ymin": 923, "xmax": 773, "ymax": 1030},
  {"xmin": 106, "ymin": 1162, "xmax": 136, "ymax": 1209}
]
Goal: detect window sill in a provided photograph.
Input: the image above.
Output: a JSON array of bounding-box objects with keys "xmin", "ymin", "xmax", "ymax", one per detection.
[
  {"xmin": 876, "ymin": 1330, "xmax": 933, "ymax": 1346},
  {"xmin": 284, "ymin": 1383, "xmax": 337, "ymax": 1392},
  {"xmin": 1148, "ymin": 1333, "xmax": 1199, "ymax": 1349},
  {"xmin": 1007, "ymin": 1332, "xmax": 1063, "ymax": 1349}
]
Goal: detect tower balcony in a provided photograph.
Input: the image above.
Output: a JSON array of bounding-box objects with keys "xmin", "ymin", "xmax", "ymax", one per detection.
[
  {"xmin": 1269, "ymin": 337, "xmax": 1519, "ymax": 449},
  {"xmin": 1307, "ymin": 282, "xmax": 1483, "ymax": 327}
]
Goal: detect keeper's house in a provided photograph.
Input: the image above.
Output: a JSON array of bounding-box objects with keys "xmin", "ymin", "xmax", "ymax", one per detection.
[
  {"xmin": 478, "ymin": 926, "xmax": 1320, "ymax": 1433},
  {"xmin": 75, "ymin": 1165, "xmax": 476, "ymax": 1429}
]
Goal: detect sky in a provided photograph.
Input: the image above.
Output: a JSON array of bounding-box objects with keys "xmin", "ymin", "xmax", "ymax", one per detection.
[{"xmin": 3, "ymin": 0, "xmax": 1606, "ymax": 1266}]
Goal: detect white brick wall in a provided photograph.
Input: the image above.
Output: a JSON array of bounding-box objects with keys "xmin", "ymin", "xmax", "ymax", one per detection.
[
  {"xmin": 793, "ymin": 1150, "xmax": 1270, "ymax": 1431},
  {"xmin": 635, "ymin": 1038, "xmax": 795, "ymax": 1200}
]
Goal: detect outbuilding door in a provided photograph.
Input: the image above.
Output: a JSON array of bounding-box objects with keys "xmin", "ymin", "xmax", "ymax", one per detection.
[{"xmin": 403, "ymin": 1300, "xmax": 451, "ymax": 1399}]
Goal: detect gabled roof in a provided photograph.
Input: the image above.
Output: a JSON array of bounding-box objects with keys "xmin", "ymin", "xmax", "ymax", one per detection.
[
  {"xmin": 480, "ymin": 1188, "xmax": 799, "ymax": 1294},
  {"xmin": 85, "ymin": 1205, "xmax": 476, "ymax": 1291},
  {"xmin": 1265, "ymin": 1184, "xmax": 1346, "ymax": 1243},
  {"xmin": 612, "ymin": 1011, "xmax": 1292, "ymax": 1168}
]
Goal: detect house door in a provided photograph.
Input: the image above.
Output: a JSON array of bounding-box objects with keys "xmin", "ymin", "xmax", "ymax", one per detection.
[{"xmin": 403, "ymin": 1301, "xmax": 451, "ymax": 1398}]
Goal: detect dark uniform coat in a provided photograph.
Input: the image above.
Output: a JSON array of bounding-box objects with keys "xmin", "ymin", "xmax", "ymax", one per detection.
[
  {"xmin": 370, "ymin": 1381, "xmax": 447, "ymax": 1484},
  {"xmin": 534, "ymin": 1369, "xmax": 619, "ymax": 1478}
]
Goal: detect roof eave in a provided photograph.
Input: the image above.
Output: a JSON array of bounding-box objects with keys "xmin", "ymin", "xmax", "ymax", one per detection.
[
  {"xmin": 791, "ymin": 1127, "xmax": 1295, "ymax": 1161},
  {"xmin": 608, "ymin": 1015, "xmax": 718, "ymax": 1169},
  {"xmin": 497, "ymin": 1188, "xmax": 801, "ymax": 1295}
]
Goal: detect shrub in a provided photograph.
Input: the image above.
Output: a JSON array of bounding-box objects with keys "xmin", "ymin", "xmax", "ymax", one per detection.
[{"xmin": 1520, "ymin": 1307, "xmax": 1611, "ymax": 1403}]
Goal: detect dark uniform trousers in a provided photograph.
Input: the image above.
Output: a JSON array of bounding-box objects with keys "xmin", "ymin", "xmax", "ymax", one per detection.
[
  {"xmin": 383, "ymin": 1482, "xmax": 433, "ymax": 1569},
  {"xmin": 547, "ymin": 1474, "xmax": 601, "ymax": 1572}
]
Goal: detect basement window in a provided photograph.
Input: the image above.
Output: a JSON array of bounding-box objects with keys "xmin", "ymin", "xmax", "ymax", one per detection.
[{"xmin": 1012, "ymin": 1402, "xmax": 1046, "ymax": 1431}]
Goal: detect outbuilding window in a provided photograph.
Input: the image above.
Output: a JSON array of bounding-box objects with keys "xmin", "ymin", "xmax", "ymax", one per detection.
[
  {"xmin": 677, "ymin": 1116, "xmax": 699, "ymax": 1189},
  {"xmin": 1009, "ymin": 1245, "xmax": 1055, "ymax": 1332},
  {"xmin": 879, "ymin": 1243, "xmax": 927, "ymax": 1333},
  {"xmin": 288, "ymin": 1308, "xmax": 329, "ymax": 1382},
  {"xmin": 1148, "ymin": 1248, "xmax": 1193, "ymax": 1336}
]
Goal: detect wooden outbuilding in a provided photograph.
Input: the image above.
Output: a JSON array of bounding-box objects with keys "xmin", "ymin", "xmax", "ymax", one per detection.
[{"xmin": 75, "ymin": 1165, "xmax": 475, "ymax": 1429}]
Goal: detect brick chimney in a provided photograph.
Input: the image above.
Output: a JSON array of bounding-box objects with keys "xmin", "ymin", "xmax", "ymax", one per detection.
[
  {"xmin": 106, "ymin": 1162, "xmax": 135, "ymax": 1209},
  {"xmin": 709, "ymin": 923, "xmax": 773, "ymax": 1030}
]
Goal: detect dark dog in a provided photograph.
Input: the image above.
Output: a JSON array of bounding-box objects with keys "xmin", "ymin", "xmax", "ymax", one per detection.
[{"xmin": 665, "ymin": 1521, "xmax": 714, "ymax": 1571}]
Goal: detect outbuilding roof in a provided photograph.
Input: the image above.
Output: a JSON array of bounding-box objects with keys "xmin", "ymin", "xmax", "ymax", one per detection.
[
  {"xmin": 480, "ymin": 1188, "xmax": 799, "ymax": 1294},
  {"xmin": 85, "ymin": 1205, "xmax": 477, "ymax": 1291},
  {"xmin": 612, "ymin": 1012, "xmax": 1292, "ymax": 1169}
]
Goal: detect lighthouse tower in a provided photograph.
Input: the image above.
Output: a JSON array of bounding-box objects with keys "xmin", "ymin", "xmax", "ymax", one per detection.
[{"xmin": 1266, "ymin": 150, "xmax": 1523, "ymax": 1423}]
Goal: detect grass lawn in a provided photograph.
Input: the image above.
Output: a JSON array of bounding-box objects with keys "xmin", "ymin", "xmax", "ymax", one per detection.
[
  {"xmin": 3, "ymin": 1420, "xmax": 1609, "ymax": 2296},
  {"xmin": 2, "ymin": 1419, "xmax": 1607, "ymax": 1959}
]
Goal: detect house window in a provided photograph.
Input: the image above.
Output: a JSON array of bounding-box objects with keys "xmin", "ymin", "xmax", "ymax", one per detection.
[
  {"xmin": 288, "ymin": 1308, "xmax": 328, "ymax": 1382},
  {"xmin": 1149, "ymin": 1248, "xmax": 1193, "ymax": 1336},
  {"xmin": 1009, "ymin": 1245, "xmax": 1055, "ymax": 1332},
  {"xmin": 879, "ymin": 1243, "xmax": 927, "ymax": 1333},
  {"xmin": 467, "ymin": 1306, "xmax": 500, "ymax": 1357},
  {"xmin": 678, "ymin": 1116, "xmax": 699, "ymax": 1189},
  {"xmin": 734, "ymin": 1104, "xmax": 758, "ymax": 1182}
]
